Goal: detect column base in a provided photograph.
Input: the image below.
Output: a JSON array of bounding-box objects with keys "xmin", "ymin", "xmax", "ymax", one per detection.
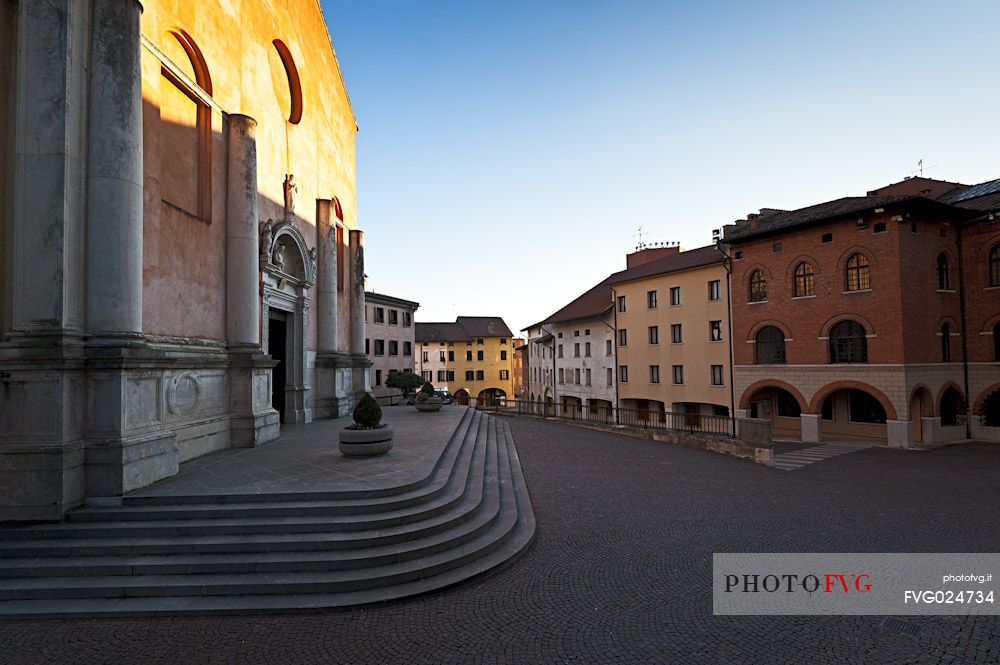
[
  {"xmin": 800, "ymin": 414, "xmax": 821, "ymax": 443},
  {"xmin": 887, "ymin": 419, "xmax": 913, "ymax": 449},
  {"xmin": 229, "ymin": 351, "xmax": 280, "ymax": 447}
]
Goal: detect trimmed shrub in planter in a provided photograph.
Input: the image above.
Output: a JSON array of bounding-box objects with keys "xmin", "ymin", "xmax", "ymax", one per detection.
[
  {"xmin": 414, "ymin": 381, "xmax": 443, "ymax": 412},
  {"xmin": 339, "ymin": 393, "xmax": 393, "ymax": 456}
]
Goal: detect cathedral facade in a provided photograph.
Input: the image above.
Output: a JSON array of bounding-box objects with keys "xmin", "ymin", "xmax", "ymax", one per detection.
[{"xmin": 0, "ymin": 0, "xmax": 369, "ymax": 520}]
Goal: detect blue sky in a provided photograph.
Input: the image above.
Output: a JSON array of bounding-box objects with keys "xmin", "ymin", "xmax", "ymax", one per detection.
[{"xmin": 322, "ymin": 0, "xmax": 1000, "ymax": 335}]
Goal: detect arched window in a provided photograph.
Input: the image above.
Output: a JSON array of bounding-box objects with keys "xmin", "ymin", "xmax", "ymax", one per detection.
[
  {"xmin": 793, "ymin": 262, "xmax": 814, "ymax": 297},
  {"xmin": 272, "ymin": 40, "xmax": 303, "ymax": 124},
  {"xmin": 937, "ymin": 253, "xmax": 950, "ymax": 290},
  {"xmin": 755, "ymin": 326, "xmax": 786, "ymax": 364},
  {"xmin": 829, "ymin": 320, "xmax": 868, "ymax": 363},
  {"xmin": 749, "ymin": 270, "xmax": 767, "ymax": 302},
  {"xmin": 991, "ymin": 245, "xmax": 1000, "ymax": 287},
  {"xmin": 845, "ymin": 253, "xmax": 871, "ymax": 291},
  {"xmin": 941, "ymin": 323, "xmax": 951, "ymax": 362},
  {"xmin": 159, "ymin": 30, "xmax": 213, "ymax": 220}
]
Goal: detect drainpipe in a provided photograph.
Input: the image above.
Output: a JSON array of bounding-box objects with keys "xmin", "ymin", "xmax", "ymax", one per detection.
[
  {"xmin": 611, "ymin": 286, "xmax": 620, "ymax": 425},
  {"xmin": 714, "ymin": 239, "xmax": 737, "ymax": 418},
  {"xmin": 957, "ymin": 224, "xmax": 972, "ymax": 439}
]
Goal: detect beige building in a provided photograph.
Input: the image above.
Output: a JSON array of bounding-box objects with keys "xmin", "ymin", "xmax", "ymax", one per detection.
[
  {"xmin": 610, "ymin": 245, "xmax": 732, "ymax": 422},
  {"xmin": 365, "ymin": 292, "xmax": 419, "ymax": 400},
  {"xmin": 416, "ymin": 317, "xmax": 516, "ymax": 403}
]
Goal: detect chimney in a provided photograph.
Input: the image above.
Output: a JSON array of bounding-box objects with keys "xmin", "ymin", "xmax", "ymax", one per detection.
[
  {"xmin": 626, "ymin": 244, "xmax": 681, "ymax": 269},
  {"xmin": 747, "ymin": 213, "xmax": 759, "ymax": 231}
]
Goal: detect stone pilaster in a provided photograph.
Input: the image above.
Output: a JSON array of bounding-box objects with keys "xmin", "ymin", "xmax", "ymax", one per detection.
[
  {"xmin": 316, "ymin": 201, "xmax": 338, "ymax": 352},
  {"xmin": 349, "ymin": 229, "xmax": 372, "ymax": 395}
]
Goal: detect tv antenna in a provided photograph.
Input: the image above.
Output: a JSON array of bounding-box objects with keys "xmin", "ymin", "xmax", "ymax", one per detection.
[
  {"xmin": 908, "ymin": 158, "xmax": 938, "ymax": 178},
  {"xmin": 634, "ymin": 226, "xmax": 647, "ymax": 250}
]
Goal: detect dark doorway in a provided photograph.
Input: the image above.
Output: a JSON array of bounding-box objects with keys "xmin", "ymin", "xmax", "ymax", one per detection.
[{"xmin": 269, "ymin": 312, "xmax": 288, "ymax": 423}]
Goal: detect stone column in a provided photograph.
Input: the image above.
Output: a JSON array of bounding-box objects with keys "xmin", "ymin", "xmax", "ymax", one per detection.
[
  {"xmin": 349, "ymin": 229, "xmax": 366, "ymax": 355},
  {"xmin": 316, "ymin": 200, "xmax": 338, "ymax": 352},
  {"xmin": 85, "ymin": 0, "xmax": 144, "ymax": 339},
  {"xmin": 887, "ymin": 420, "xmax": 913, "ymax": 449},
  {"xmin": 225, "ymin": 114, "xmax": 260, "ymax": 348}
]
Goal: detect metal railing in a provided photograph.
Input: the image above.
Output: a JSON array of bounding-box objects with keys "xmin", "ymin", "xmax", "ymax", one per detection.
[{"xmin": 470, "ymin": 398, "xmax": 736, "ymax": 438}]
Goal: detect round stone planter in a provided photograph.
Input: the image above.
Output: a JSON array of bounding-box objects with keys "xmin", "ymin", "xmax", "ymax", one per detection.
[
  {"xmin": 338, "ymin": 426, "xmax": 394, "ymax": 457},
  {"xmin": 414, "ymin": 397, "xmax": 443, "ymax": 412}
]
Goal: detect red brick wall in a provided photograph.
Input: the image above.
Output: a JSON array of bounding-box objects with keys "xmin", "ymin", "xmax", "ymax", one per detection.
[{"xmin": 960, "ymin": 220, "xmax": 1000, "ymax": 363}]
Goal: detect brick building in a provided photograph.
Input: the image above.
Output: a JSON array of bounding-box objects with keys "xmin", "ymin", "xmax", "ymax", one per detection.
[{"xmin": 723, "ymin": 176, "xmax": 1000, "ymax": 447}]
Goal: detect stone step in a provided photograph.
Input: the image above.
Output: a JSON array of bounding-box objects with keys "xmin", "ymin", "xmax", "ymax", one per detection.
[
  {"xmin": 68, "ymin": 410, "xmax": 482, "ymax": 521},
  {"xmin": 0, "ymin": 412, "xmax": 488, "ymax": 544},
  {"xmin": 0, "ymin": 416, "xmax": 510, "ymax": 603},
  {"xmin": 0, "ymin": 412, "xmax": 537, "ymax": 617}
]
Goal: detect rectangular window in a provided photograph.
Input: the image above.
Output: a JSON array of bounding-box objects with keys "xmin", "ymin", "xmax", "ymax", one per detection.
[
  {"xmin": 500, "ymin": 369, "xmax": 509, "ymax": 380},
  {"xmin": 670, "ymin": 286, "xmax": 681, "ymax": 306},
  {"xmin": 403, "ymin": 312, "xmax": 412, "ymax": 327},
  {"xmin": 574, "ymin": 330, "xmax": 580, "ymax": 337},
  {"xmin": 710, "ymin": 320, "xmax": 722, "ymax": 341},
  {"xmin": 477, "ymin": 350, "xmax": 484, "ymax": 361},
  {"xmin": 375, "ymin": 369, "xmax": 382, "ymax": 386},
  {"xmin": 619, "ymin": 365, "xmax": 629, "ymax": 383},
  {"xmin": 607, "ymin": 368, "xmax": 613, "ymax": 386},
  {"xmin": 647, "ymin": 290, "xmax": 658, "ymax": 308},
  {"xmin": 388, "ymin": 310, "xmax": 398, "ymax": 325},
  {"xmin": 448, "ymin": 351, "xmax": 454, "ymax": 361},
  {"xmin": 466, "ymin": 350, "xmax": 473, "ymax": 361},
  {"xmin": 388, "ymin": 341, "xmax": 399, "ymax": 356},
  {"xmin": 650, "ymin": 365, "xmax": 660, "ymax": 384},
  {"xmin": 501, "ymin": 338, "xmax": 507, "ymax": 344},
  {"xmin": 475, "ymin": 370, "xmax": 483, "ymax": 381},
  {"xmin": 374, "ymin": 307, "xmax": 385, "ymax": 323},
  {"xmin": 711, "ymin": 365, "xmax": 724, "ymax": 386},
  {"xmin": 585, "ymin": 329, "xmax": 590, "ymax": 336},
  {"xmin": 558, "ymin": 344, "xmax": 564, "ymax": 358},
  {"xmin": 558, "ymin": 368, "xmax": 565, "ymax": 383},
  {"xmin": 708, "ymin": 280, "xmax": 721, "ymax": 301},
  {"xmin": 501, "ymin": 350, "xmax": 507, "ymax": 360},
  {"xmin": 617, "ymin": 295, "xmax": 626, "ymax": 312},
  {"xmin": 672, "ymin": 365, "xmax": 684, "ymax": 385},
  {"xmin": 422, "ymin": 351, "xmax": 428, "ymax": 362},
  {"xmin": 574, "ymin": 368, "xmax": 581, "ymax": 384},
  {"xmin": 648, "ymin": 326, "xmax": 659, "ymax": 345},
  {"xmin": 437, "ymin": 370, "xmax": 446, "ymax": 382},
  {"xmin": 671, "ymin": 324, "xmax": 682, "ymax": 344},
  {"xmin": 374, "ymin": 340, "xmax": 385, "ymax": 356},
  {"xmin": 574, "ymin": 343, "xmax": 580, "ymax": 357},
  {"xmin": 447, "ymin": 370, "xmax": 455, "ymax": 382},
  {"xmin": 477, "ymin": 338, "xmax": 484, "ymax": 345},
  {"xmin": 586, "ymin": 369, "xmax": 592, "ymax": 386},
  {"xmin": 619, "ymin": 329, "xmax": 628, "ymax": 347},
  {"xmin": 365, "ymin": 338, "xmax": 370, "ymax": 355},
  {"xmin": 439, "ymin": 350, "xmax": 446, "ymax": 362},
  {"xmin": 466, "ymin": 370, "xmax": 475, "ymax": 381},
  {"xmin": 606, "ymin": 339, "xmax": 612, "ymax": 356},
  {"xmin": 585, "ymin": 342, "xmax": 591, "ymax": 357},
  {"xmin": 422, "ymin": 370, "xmax": 432, "ymax": 382},
  {"xmin": 403, "ymin": 342, "xmax": 412, "ymax": 356}
]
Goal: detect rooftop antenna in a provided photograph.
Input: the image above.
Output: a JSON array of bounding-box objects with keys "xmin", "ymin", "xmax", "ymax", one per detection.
[
  {"xmin": 907, "ymin": 158, "xmax": 938, "ymax": 179},
  {"xmin": 634, "ymin": 225, "xmax": 647, "ymax": 251}
]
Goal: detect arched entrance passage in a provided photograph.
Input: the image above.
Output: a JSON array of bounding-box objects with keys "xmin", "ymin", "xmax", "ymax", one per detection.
[
  {"xmin": 453, "ymin": 389, "xmax": 470, "ymax": 406},
  {"xmin": 818, "ymin": 388, "xmax": 887, "ymax": 442},
  {"xmin": 478, "ymin": 388, "xmax": 506, "ymax": 407},
  {"xmin": 743, "ymin": 385, "xmax": 804, "ymax": 440},
  {"xmin": 561, "ymin": 395, "xmax": 582, "ymax": 418},
  {"xmin": 909, "ymin": 386, "xmax": 933, "ymax": 443},
  {"xmin": 979, "ymin": 390, "xmax": 1000, "ymax": 427},
  {"xmin": 939, "ymin": 386, "xmax": 966, "ymax": 427}
]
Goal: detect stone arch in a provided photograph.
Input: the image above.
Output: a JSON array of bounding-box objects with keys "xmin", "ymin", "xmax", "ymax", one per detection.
[
  {"xmin": 808, "ymin": 381, "xmax": 897, "ymax": 420},
  {"xmin": 452, "ymin": 388, "xmax": 470, "ymax": 405},
  {"xmin": 936, "ymin": 381, "xmax": 965, "ymax": 410},
  {"xmin": 938, "ymin": 383, "xmax": 966, "ymax": 427},
  {"xmin": 747, "ymin": 319, "xmax": 793, "ymax": 341},
  {"xmin": 977, "ymin": 232, "xmax": 1000, "ymax": 264},
  {"xmin": 268, "ymin": 222, "xmax": 316, "ymax": 284},
  {"xmin": 974, "ymin": 383, "xmax": 1000, "ymax": 418},
  {"xmin": 783, "ymin": 254, "xmax": 823, "ymax": 276},
  {"xmin": 740, "ymin": 379, "xmax": 808, "ymax": 412}
]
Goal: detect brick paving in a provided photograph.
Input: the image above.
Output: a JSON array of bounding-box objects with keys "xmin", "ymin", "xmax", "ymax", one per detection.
[{"xmin": 3, "ymin": 417, "xmax": 1000, "ymax": 664}]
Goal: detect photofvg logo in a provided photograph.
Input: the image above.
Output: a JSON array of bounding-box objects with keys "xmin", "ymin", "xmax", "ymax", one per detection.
[
  {"xmin": 724, "ymin": 572, "xmax": 872, "ymax": 594},
  {"xmin": 714, "ymin": 554, "xmax": 1000, "ymax": 616}
]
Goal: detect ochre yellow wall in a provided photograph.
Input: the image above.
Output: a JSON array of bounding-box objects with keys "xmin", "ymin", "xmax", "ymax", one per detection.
[
  {"xmin": 616, "ymin": 262, "xmax": 731, "ymax": 411},
  {"xmin": 415, "ymin": 336, "xmax": 516, "ymax": 399},
  {"xmin": 139, "ymin": 0, "xmax": 356, "ymax": 345}
]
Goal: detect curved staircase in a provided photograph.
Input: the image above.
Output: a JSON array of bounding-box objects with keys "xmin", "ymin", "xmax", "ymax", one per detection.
[{"xmin": 0, "ymin": 409, "xmax": 535, "ymax": 617}]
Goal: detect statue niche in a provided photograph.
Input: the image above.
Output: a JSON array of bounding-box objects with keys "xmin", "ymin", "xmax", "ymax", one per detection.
[{"xmin": 259, "ymin": 218, "xmax": 316, "ymax": 286}]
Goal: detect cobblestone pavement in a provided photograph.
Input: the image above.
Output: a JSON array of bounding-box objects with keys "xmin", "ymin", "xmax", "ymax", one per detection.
[{"xmin": 3, "ymin": 417, "xmax": 1000, "ymax": 664}]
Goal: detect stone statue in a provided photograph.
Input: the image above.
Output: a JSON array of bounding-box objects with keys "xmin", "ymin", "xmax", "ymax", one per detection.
[
  {"xmin": 260, "ymin": 219, "xmax": 274, "ymax": 259},
  {"xmin": 283, "ymin": 174, "xmax": 298, "ymax": 221},
  {"xmin": 308, "ymin": 246, "xmax": 317, "ymax": 279},
  {"xmin": 273, "ymin": 242, "xmax": 286, "ymax": 271}
]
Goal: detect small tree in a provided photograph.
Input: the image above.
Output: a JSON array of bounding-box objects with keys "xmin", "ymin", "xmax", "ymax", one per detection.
[
  {"xmin": 385, "ymin": 372, "xmax": 424, "ymax": 398},
  {"xmin": 352, "ymin": 393, "xmax": 382, "ymax": 429}
]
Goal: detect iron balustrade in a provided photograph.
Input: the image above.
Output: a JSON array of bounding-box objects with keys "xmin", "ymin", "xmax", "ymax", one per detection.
[{"xmin": 470, "ymin": 397, "xmax": 735, "ymax": 437}]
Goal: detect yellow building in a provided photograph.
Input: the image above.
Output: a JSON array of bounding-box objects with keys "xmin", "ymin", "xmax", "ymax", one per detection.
[
  {"xmin": 415, "ymin": 317, "xmax": 516, "ymax": 403},
  {"xmin": 610, "ymin": 245, "xmax": 732, "ymax": 422}
]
